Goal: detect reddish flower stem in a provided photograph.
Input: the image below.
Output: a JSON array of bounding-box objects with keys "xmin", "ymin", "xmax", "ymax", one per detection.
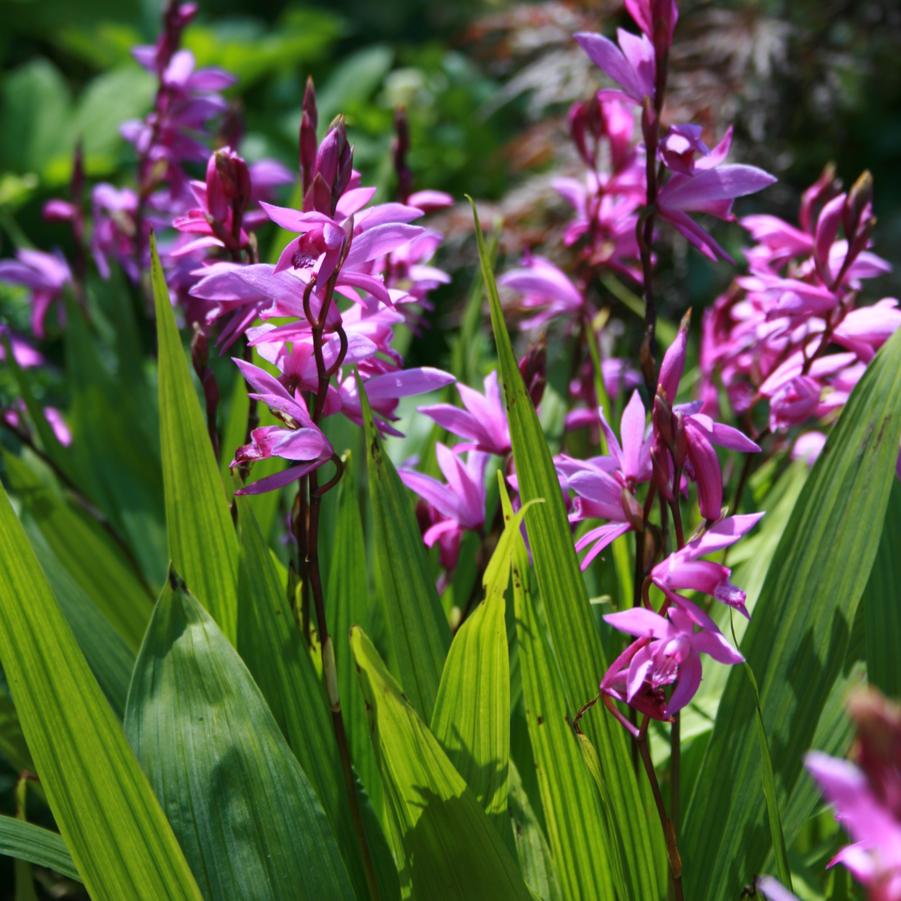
[{"xmin": 291, "ymin": 268, "xmax": 381, "ymax": 901}]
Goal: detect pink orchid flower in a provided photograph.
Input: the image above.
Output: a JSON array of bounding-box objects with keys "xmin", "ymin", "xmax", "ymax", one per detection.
[
  {"xmin": 400, "ymin": 445, "xmax": 488, "ymax": 571},
  {"xmin": 601, "ymin": 605, "xmax": 743, "ymax": 723},
  {"xmin": 0, "ymin": 249, "xmax": 72, "ymax": 339},
  {"xmin": 650, "ymin": 513, "xmax": 764, "ymax": 619},
  {"xmin": 419, "ymin": 370, "xmax": 511, "ymax": 456}
]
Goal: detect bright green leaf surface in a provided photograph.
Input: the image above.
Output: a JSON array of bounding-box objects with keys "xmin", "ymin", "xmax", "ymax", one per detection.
[
  {"xmin": 683, "ymin": 325, "xmax": 901, "ymax": 898},
  {"xmin": 471, "ymin": 198, "xmax": 666, "ymax": 898},
  {"xmin": 357, "ymin": 374, "xmax": 450, "ymax": 719},
  {"xmin": 351, "ymin": 626, "xmax": 531, "ymax": 900},
  {"xmin": 125, "ymin": 575, "xmax": 355, "ymax": 901},
  {"xmin": 235, "ymin": 496, "xmax": 399, "ymax": 901},
  {"xmin": 0, "ymin": 481, "xmax": 202, "ymax": 900},
  {"xmin": 152, "ymin": 236, "xmax": 239, "ymax": 640}
]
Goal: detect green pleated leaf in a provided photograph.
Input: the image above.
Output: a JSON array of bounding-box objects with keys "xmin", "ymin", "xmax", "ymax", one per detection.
[
  {"xmin": 235, "ymin": 496, "xmax": 399, "ymax": 901},
  {"xmin": 125, "ymin": 573, "xmax": 355, "ymax": 901},
  {"xmin": 325, "ymin": 454, "xmax": 382, "ymax": 812},
  {"xmin": 0, "ymin": 816, "xmax": 80, "ymax": 883},
  {"xmin": 0, "ymin": 481, "xmax": 202, "ymax": 900},
  {"xmin": 151, "ymin": 236, "xmax": 239, "ymax": 641},
  {"xmin": 350, "ymin": 626, "xmax": 531, "ymax": 900},
  {"xmin": 864, "ymin": 481, "xmax": 901, "ymax": 696},
  {"xmin": 503, "ymin": 481, "xmax": 617, "ymax": 900},
  {"xmin": 470, "ymin": 198, "xmax": 666, "ymax": 897},
  {"xmin": 2, "ymin": 451, "xmax": 152, "ymax": 649},
  {"xmin": 507, "ymin": 759, "xmax": 561, "ymax": 901},
  {"xmin": 429, "ymin": 491, "xmax": 535, "ymax": 826},
  {"xmin": 23, "ymin": 525, "xmax": 134, "ymax": 716},
  {"xmin": 357, "ymin": 373, "xmax": 450, "ymax": 719},
  {"xmin": 683, "ymin": 325, "xmax": 901, "ymax": 898}
]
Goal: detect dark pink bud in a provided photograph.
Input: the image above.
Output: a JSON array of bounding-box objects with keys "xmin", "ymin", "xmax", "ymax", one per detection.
[
  {"xmin": 844, "ymin": 170, "xmax": 873, "ymax": 239},
  {"xmin": 800, "ymin": 163, "xmax": 839, "ymax": 234},
  {"xmin": 814, "ymin": 193, "xmax": 845, "ymax": 283},
  {"xmin": 299, "ymin": 76, "xmax": 318, "ymax": 191},
  {"xmin": 311, "ymin": 118, "xmax": 353, "ymax": 215},
  {"xmin": 657, "ymin": 310, "xmax": 690, "ymax": 403},
  {"xmin": 518, "ymin": 338, "xmax": 547, "ymax": 408}
]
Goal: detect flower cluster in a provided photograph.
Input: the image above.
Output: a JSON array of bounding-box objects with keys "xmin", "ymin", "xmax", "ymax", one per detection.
[
  {"xmin": 189, "ymin": 84, "xmax": 454, "ymax": 494},
  {"xmin": 701, "ymin": 167, "xmax": 901, "ymax": 470},
  {"xmin": 560, "ymin": 323, "xmax": 762, "ymax": 725}
]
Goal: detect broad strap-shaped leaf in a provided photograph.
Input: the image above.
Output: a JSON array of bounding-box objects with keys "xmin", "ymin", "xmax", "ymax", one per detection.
[
  {"xmin": 470, "ymin": 198, "xmax": 666, "ymax": 897},
  {"xmin": 125, "ymin": 574, "xmax": 355, "ymax": 901},
  {"xmin": 3, "ymin": 450, "xmax": 151, "ymax": 649},
  {"xmin": 0, "ymin": 816, "xmax": 80, "ymax": 883},
  {"xmin": 504, "ymin": 482, "xmax": 618, "ymax": 900},
  {"xmin": 683, "ymin": 325, "xmax": 901, "ymax": 898},
  {"xmin": 235, "ymin": 497, "xmax": 399, "ymax": 901},
  {"xmin": 0, "ymin": 481, "xmax": 202, "ymax": 900},
  {"xmin": 151, "ymin": 236, "xmax": 239, "ymax": 641},
  {"xmin": 357, "ymin": 373, "xmax": 450, "ymax": 719},
  {"xmin": 350, "ymin": 626, "xmax": 531, "ymax": 900},
  {"xmin": 429, "ymin": 490, "xmax": 535, "ymax": 826},
  {"xmin": 325, "ymin": 455, "xmax": 383, "ymax": 812},
  {"xmin": 864, "ymin": 481, "xmax": 901, "ymax": 696},
  {"xmin": 23, "ymin": 524, "xmax": 134, "ymax": 716}
]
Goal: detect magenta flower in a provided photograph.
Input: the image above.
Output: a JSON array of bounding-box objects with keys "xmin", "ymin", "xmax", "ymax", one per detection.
[
  {"xmin": 656, "ymin": 137, "xmax": 777, "ymax": 262},
  {"xmin": 228, "ymin": 358, "xmax": 334, "ymax": 495},
  {"xmin": 806, "ymin": 752, "xmax": 901, "ymax": 898},
  {"xmin": 399, "ymin": 444, "xmax": 488, "ymax": 571},
  {"xmin": 625, "ymin": 0, "xmax": 678, "ymax": 55},
  {"xmin": 498, "ymin": 256, "xmax": 584, "ymax": 329},
  {"xmin": 574, "ymin": 29, "xmax": 656, "ymax": 105},
  {"xmin": 562, "ymin": 391, "xmax": 651, "ymax": 568},
  {"xmin": 332, "ymin": 367, "xmax": 455, "ymax": 436},
  {"xmin": 419, "ymin": 370, "xmax": 511, "ymax": 456},
  {"xmin": 601, "ymin": 605, "xmax": 742, "ymax": 723},
  {"xmin": 0, "ymin": 249, "xmax": 71, "ymax": 338},
  {"xmin": 649, "ymin": 513, "xmax": 764, "ymax": 619}
]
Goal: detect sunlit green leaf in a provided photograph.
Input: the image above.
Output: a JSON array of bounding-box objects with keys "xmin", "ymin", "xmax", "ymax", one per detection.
[
  {"xmin": 683, "ymin": 325, "xmax": 901, "ymax": 898},
  {"xmin": 351, "ymin": 626, "xmax": 531, "ymax": 900},
  {"xmin": 0, "ymin": 481, "xmax": 202, "ymax": 900},
  {"xmin": 125, "ymin": 574, "xmax": 355, "ymax": 900},
  {"xmin": 151, "ymin": 236, "xmax": 239, "ymax": 641}
]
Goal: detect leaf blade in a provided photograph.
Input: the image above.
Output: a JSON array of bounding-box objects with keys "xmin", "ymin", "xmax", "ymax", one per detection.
[
  {"xmin": 356, "ymin": 373, "xmax": 450, "ymax": 719},
  {"xmin": 151, "ymin": 235, "xmax": 239, "ymax": 640},
  {"xmin": 125, "ymin": 574, "xmax": 355, "ymax": 901},
  {"xmin": 350, "ymin": 626, "xmax": 531, "ymax": 901},
  {"xmin": 683, "ymin": 326, "xmax": 901, "ymax": 897},
  {"xmin": 0, "ymin": 480, "xmax": 202, "ymax": 900},
  {"xmin": 470, "ymin": 197, "xmax": 666, "ymax": 897}
]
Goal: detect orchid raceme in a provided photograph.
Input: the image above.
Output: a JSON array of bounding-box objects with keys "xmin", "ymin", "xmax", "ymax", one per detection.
[{"xmin": 1, "ymin": 0, "xmax": 899, "ymax": 899}]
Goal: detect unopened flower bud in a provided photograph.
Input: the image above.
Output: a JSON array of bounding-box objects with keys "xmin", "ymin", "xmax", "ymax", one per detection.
[
  {"xmin": 518, "ymin": 337, "xmax": 547, "ymax": 408},
  {"xmin": 844, "ymin": 170, "xmax": 873, "ymax": 240},
  {"xmin": 800, "ymin": 162, "xmax": 839, "ymax": 234},
  {"xmin": 207, "ymin": 148, "xmax": 250, "ymax": 221},
  {"xmin": 652, "ymin": 392, "xmax": 674, "ymax": 447}
]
